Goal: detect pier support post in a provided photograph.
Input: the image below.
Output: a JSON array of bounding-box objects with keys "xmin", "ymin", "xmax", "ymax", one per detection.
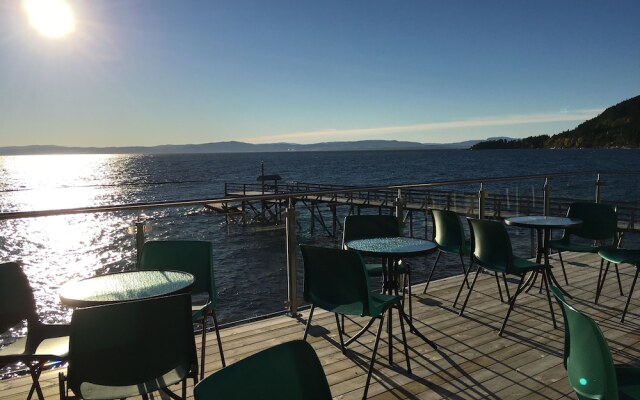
[
  {"xmin": 285, "ymin": 198, "xmax": 299, "ymax": 316},
  {"xmin": 478, "ymin": 183, "xmax": 486, "ymax": 219},
  {"xmin": 595, "ymin": 173, "xmax": 602, "ymax": 203},
  {"xmin": 395, "ymin": 189, "xmax": 405, "ymax": 234},
  {"xmin": 543, "ymin": 178, "xmax": 551, "ymax": 216}
]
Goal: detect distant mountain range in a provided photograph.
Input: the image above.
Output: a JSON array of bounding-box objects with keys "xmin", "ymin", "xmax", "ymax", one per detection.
[
  {"xmin": 4, "ymin": 94, "xmax": 638, "ymax": 155},
  {"xmin": 471, "ymin": 95, "xmax": 640, "ymax": 149},
  {"xmin": 0, "ymin": 138, "xmax": 493, "ymax": 156}
]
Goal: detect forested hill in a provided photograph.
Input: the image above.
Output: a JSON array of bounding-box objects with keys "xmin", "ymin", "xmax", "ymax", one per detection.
[{"xmin": 472, "ymin": 95, "xmax": 640, "ymax": 149}]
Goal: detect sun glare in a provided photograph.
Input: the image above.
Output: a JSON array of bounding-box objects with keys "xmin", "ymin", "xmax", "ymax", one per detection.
[{"xmin": 22, "ymin": 0, "xmax": 76, "ymax": 39}]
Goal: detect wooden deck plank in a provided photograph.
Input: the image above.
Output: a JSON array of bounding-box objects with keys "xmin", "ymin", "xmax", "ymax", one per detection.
[{"xmin": 1, "ymin": 251, "xmax": 638, "ymax": 400}]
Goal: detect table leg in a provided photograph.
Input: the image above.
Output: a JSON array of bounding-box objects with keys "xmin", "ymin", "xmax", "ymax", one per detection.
[{"xmin": 543, "ymin": 228, "xmax": 572, "ymax": 299}]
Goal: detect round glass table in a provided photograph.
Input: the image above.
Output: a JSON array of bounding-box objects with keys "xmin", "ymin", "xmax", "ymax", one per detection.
[
  {"xmin": 346, "ymin": 236, "xmax": 438, "ymax": 352},
  {"xmin": 505, "ymin": 215, "xmax": 582, "ymax": 297},
  {"xmin": 59, "ymin": 270, "xmax": 195, "ymax": 308}
]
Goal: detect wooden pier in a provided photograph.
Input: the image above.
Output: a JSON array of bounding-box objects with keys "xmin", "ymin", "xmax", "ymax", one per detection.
[
  {"xmin": 2, "ymin": 251, "xmax": 638, "ymax": 399},
  {"xmin": 206, "ymin": 181, "xmax": 640, "ymax": 239}
]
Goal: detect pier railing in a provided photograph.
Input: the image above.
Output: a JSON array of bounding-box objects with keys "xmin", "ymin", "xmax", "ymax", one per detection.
[{"xmin": 1, "ymin": 171, "xmax": 639, "ymax": 321}]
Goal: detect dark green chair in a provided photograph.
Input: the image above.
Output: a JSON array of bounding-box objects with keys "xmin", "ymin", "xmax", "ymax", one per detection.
[
  {"xmin": 423, "ymin": 209, "xmax": 470, "ymax": 296},
  {"xmin": 300, "ymin": 245, "xmax": 410, "ymax": 400},
  {"xmin": 597, "ymin": 248, "xmax": 640, "ymax": 323},
  {"xmin": 551, "ymin": 286, "xmax": 640, "ymax": 399},
  {"xmin": 140, "ymin": 240, "xmax": 225, "ymax": 378},
  {"xmin": 193, "ymin": 340, "xmax": 332, "ymax": 400},
  {"xmin": 549, "ymin": 202, "xmax": 619, "ymax": 287},
  {"xmin": 458, "ymin": 218, "xmax": 555, "ymax": 336},
  {"xmin": 58, "ymin": 294, "xmax": 198, "ymax": 400},
  {"xmin": 0, "ymin": 261, "xmax": 69, "ymax": 400}
]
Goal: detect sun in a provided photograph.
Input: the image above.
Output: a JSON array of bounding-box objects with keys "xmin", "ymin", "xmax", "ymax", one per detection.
[{"xmin": 22, "ymin": 0, "xmax": 76, "ymax": 39}]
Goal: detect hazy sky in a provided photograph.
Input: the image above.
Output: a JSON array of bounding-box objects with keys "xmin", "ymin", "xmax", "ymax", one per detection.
[{"xmin": 1, "ymin": 1, "xmax": 638, "ymax": 147}]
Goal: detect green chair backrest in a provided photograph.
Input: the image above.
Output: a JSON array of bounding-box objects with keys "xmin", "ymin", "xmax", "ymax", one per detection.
[
  {"xmin": 565, "ymin": 202, "xmax": 618, "ymax": 243},
  {"xmin": 194, "ymin": 340, "xmax": 332, "ymax": 400},
  {"xmin": 300, "ymin": 245, "xmax": 371, "ymax": 316},
  {"xmin": 342, "ymin": 215, "xmax": 400, "ymax": 248},
  {"xmin": 0, "ymin": 262, "xmax": 38, "ymax": 331},
  {"xmin": 431, "ymin": 209, "xmax": 466, "ymax": 252},
  {"xmin": 66, "ymin": 294, "xmax": 197, "ymax": 398},
  {"xmin": 140, "ymin": 240, "xmax": 215, "ymax": 304},
  {"xmin": 468, "ymin": 218, "xmax": 513, "ymax": 274},
  {"xmin": 551, "ymin": 286, "xmax": 619, "ymax": 400}
]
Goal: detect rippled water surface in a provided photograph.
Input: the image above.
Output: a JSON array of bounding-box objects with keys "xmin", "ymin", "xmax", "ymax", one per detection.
[{"xmin": 1, "ymin": 149, "xmax": 639, "ymax": 350}]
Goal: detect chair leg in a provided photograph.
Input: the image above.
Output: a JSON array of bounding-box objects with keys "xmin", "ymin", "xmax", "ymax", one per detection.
[
  {"xmin": 495, "ymin": 272, "xmax": 504, "ymax": 303},
  {"xmin": 423, "ymin": 250, "xmax": 442, "ymax": 294},
  {"xmin": 406, "ymin": 265, "xmax": 413, "ymax": 324},
  {"xmin": 499, "ymin": 275, "xmax": 526, "ymax": 336},
  {"xmin": 502, "ymin": 273, "xmax": 511, "ymax": 302},
  {"xmin": 557, "ymin": 251, "xmax": 569, "ymax": 285},
  {"xmin": 362, "ymin": 315, "xmax": 386, "ymax": 400},
  {"xmin": 459, "ymin": 266, "xmax": 482, "ymax": 316},
  {"xmin": 58, "ymin": 372, "xmax": 66, "ymax": 400},
  {"xmin": 396, "ymin": 304, "xmax": 411, "ymax": 374},
  {"xmin": 211, "ymin": 308, "xmax": 226, "ymax": 368},
  {"xmin": 454, "ymin": 261, "xmax": 475, "ymax": 308},
  {"xmin": 334, "ymin": 313, "xmax": 346, "ymax": 354},
  {"xmin": 621, "ymin": 266, "xmax": 639, "ymax": 323},
  {"xmin": 459, "ymin": 253, "xmax": 470, "ymax": 288},
  {"xmin": 26, "ymin": 363, "xmax": 44, "ymax": 400},
  {"xmin": 595, "ymin": 261, "xmax": 611, "ymax": 304},
  {"xmin": 303, "ymin": 305, "xmax": 316, "ymax": 341},
  {"xmin": 614, "ymin": 263, "xmax": 624, "ymax": 296}
]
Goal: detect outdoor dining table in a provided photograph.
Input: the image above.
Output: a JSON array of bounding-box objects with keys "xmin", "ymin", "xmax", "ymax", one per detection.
[
  {"xmin": 59, "ymin": 270, "xmax": 195, "ymax": 308},
  {"xmin": 346, "ymin": 236, "xmax": 438, "ymax": 359},
  {"xmin": 504, "ymin": 215, "xmax": 582, "ymax": 298}
]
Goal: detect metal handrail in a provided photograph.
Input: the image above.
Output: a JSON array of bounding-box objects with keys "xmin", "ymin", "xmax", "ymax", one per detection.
[{"xmin": 2, "ymin": 170, "xmax": 637, "ymax": 220}]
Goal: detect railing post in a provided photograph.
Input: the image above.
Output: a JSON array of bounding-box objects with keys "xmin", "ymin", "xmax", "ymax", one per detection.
[
  {"xmin": 285, "ymin": 197, "xmax": 299, "ymax": 316},
  {"xmin": 395, "ymin": 189, "xmax": 405, "ymax": 234},
  {"xmin": 543, "ymin": 178, "xmax": 551, "ymax": 216},
  {"xmin": 595, "ymin": 173, "xmax": 602, "ymax": 203},
  {"xmin": 478, "ymin": 183, "xmax": 485, "ymax": 219}
]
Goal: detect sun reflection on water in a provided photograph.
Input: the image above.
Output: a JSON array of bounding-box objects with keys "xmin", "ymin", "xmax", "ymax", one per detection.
[{"xmin": 0, "ymin": 154, "xmax": 138, "ymax": 325}]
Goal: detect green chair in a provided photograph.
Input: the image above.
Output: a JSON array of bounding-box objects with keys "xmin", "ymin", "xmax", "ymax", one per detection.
[
  {"xmin": 0, "ymin": 261, "xmax": 69, "ymax": 400},
  {"xmin": 194, "ymin": 340, "xmax": 332, "ymax": 400},
  {"xmin": 549, "ymin": 202, "xmax": 619, "ymax": 287},
  {"xmin": 300, "ymin": 245, "xmax": 411, "ymax": 400},
  {"xmin": 597, "ymin": 248, "xmax": 640, "ymax": 323},
  {"xmin": 458, "ymin": 218, "xmax": 555, "ymax": 336},
  {"xmin": 551, "ymin": 286, "xmax": 640, "ymax": 399},
  {"xmin": 423, "ymin": 209, "xmax": 470, "ymax": 296},
  {"xmin": 140, "ymin": 240, "xmax": 225, "ymax": 379},
  {"xmin": 58, "ymin": 294, "xmax": 198, "ymax": 400},
  {"xmin": 342, "ymin": 215, "xmax": 412, "ymax": 317}
]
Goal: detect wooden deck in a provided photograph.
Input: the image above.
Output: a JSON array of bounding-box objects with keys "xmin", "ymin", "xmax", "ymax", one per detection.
[{"xmin": 2, "ymin": 251, "xmax": 638, "ymax": 399}]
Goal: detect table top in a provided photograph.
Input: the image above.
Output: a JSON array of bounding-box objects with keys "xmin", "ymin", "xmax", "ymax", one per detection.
[
  {"xmin": 504, "ymin": 215, "xmax": 582, "ymax": 229},
  {"xmin": 346, "ymin": 236, "xmax": 437, "ymax": 257},
  {"xmin": 59, "ymin": 270, "xmax": 195, "ymax": 307}
]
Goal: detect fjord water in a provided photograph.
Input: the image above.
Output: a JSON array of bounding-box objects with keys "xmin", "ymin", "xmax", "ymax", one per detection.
[{"xmin": 1, "ymin": 149, "xmax": 639, "ymax": 337}]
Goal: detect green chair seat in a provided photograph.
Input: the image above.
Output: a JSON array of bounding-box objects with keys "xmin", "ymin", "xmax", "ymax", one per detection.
[
  {"xmin": 597, "ymin": 248, "xmax": 640, "ymax": 322},
  {"xmin": 301, "ymin": 245, "xmax": 411, "ymax": 400},
  {"xmin": 457, "ymin": 218, "xmax": 555, "ymax": 336},
  {"xmin": 551, "ymin": 287, "xmax": 640, "ymax": 400},
  {"xmin": 0, "ymin": 262, "xmax": 69, "ymax": 400},
  {"xmin": 140, "ymin": 240, "xmax": 226, "ymax": 378},
  {"xmin": 194, "ymin": 340, "xmax": 332, "ymax": 400}
]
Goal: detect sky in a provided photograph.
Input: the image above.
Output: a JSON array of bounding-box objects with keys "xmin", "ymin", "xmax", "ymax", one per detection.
[{"xmin": 1, "ymin": 0, "xmax": 639, "ymax": 147}]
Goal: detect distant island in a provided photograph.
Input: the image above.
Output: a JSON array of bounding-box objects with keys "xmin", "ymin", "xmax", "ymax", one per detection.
[{"xmin": 471, "ymin": 95, "xmax": 640, "ymax": 149}]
